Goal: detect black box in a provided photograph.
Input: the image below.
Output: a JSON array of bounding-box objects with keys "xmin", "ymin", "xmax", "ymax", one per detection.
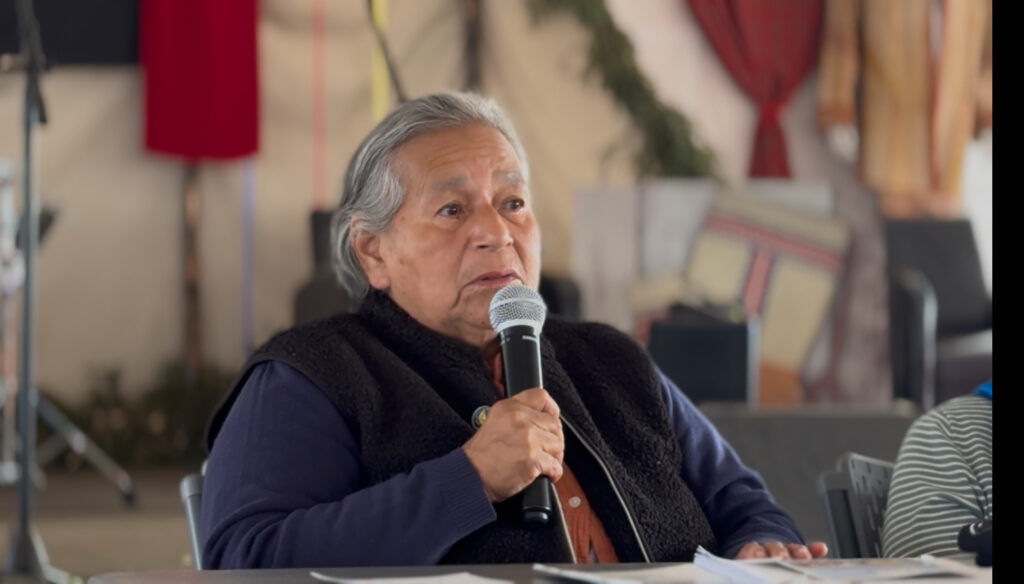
[{"xmin": 647, "ymin": 303, "xmax": 760, "ymax": 405}]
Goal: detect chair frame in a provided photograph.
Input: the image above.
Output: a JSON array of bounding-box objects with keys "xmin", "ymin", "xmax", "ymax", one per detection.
[
  {"xmin": 818, "ymin": 452, "xmax": 894, "ymax": 558},
  {"xmin": 180, "ymin": 472, "xmax": 205, "ymax": 569}
]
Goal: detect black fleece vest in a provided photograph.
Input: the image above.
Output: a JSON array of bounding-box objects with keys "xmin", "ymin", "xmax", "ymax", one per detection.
[{"xmin": 207, "ymin": 292, "xmax": 718, "ymax": 563}]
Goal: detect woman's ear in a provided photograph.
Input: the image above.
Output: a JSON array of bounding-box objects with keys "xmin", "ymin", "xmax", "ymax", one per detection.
[{"xmin": 352, "ymin": 228, "xmax": 390, "ymax": 291}]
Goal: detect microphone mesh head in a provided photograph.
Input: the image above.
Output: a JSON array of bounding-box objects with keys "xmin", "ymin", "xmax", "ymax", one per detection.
[{"xmin": 489, "ymin": 283, "xmax": 547, "ymax": 332}]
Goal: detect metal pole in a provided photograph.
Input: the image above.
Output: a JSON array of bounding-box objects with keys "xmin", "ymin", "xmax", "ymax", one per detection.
[
  {"xmin": 0, "ymin": 160, "xmax": 20, "ymax": 483},
  {"xmin": 5, "ymin": 0, "xmax": 45, "ymax": 578},
  {"xmin": 4, "ymin": 62, "xmax": 42, "ymax": 581}
]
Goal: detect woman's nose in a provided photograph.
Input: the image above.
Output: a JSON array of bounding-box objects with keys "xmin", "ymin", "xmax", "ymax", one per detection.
[{"xmin": 472, "ymin": 205, "xmax": 513, "ymax": 249}]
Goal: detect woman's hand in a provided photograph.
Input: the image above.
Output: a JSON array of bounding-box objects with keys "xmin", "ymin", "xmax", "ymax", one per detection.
[
  {"xmin": 735, "ymin": 540, "xmax": 829, "ymax": 559},
  {"xmin": 462, "ymin": 388, "xmax": 564, "ymax": 503}
]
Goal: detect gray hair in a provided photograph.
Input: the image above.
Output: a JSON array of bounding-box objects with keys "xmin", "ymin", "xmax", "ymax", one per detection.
[{"xmin": 331, "ymin": 92, "xmax": 530, "ymax": 302}]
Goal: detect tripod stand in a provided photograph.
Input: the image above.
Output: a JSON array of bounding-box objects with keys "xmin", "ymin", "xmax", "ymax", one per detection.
[
  {"xmin": 3, "ymin": 1, "xmax": 134, "ymax": 581},
  {"xmin": 0, "ymin": 183, "xmax": 131, "ymax": 504}
]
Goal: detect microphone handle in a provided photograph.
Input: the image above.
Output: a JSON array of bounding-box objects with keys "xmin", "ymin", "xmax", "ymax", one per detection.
[
  {"xmin": 521, "ymin": 476, "xmax": 552, "ymax": 527},
  {"xmin": 500, "ymin": 325, "xmax": 552, "ymax": 528}
]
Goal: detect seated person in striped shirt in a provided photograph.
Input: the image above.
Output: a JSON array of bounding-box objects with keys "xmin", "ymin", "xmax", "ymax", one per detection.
[{"xmin": 882, "ymin": 381, "xmax": 992, "ymax": 558}]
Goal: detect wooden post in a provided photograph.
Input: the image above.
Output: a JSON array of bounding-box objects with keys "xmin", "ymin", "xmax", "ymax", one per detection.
[
  {"xmin": 463, "ymin": 0, "xmax": 481, "ymax": 91},
  {"xmin": 183, "ymin": 165, "xmax": 202, "ymax": 389}
]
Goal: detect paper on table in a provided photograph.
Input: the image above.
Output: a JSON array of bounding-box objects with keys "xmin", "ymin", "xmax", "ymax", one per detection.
[
  {"xmin": 572, "ymin": 563, "xmax": 731, "ymax": 583},
  {"xmin": 694, "ymin": 545, "xmax": 986, "ymax": 583},
  {"xmin": 532, "ymin": 562, "xmax": 730, "ymax": 583},
  {"xmin": 773, "ymin": 558, "xmax": 951, "ymax": 581},
  {"xmin": 532, "ymin": 564, "xmax": 641, "ymax": 584},
  {"xmin": 693, "ymin": 547, "xmax": 803, "ymax": 584},
  {"xmin": 310, "ymin": 570, "xmax": 512, "ymax": 584}
]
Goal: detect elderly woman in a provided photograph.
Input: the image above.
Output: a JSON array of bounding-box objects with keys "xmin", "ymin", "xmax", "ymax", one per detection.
[{"xmin": 201, "ymin": 92, "xmax": 826, "ymax": 568}]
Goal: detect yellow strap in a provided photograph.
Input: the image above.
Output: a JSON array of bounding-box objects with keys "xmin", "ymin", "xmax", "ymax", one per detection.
[{"xmin": 371, "ymin": 0, "xmax": 390, "ymax": 122}]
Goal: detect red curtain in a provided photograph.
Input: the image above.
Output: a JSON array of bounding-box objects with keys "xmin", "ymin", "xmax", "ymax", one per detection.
[
  {"xmin": 140, "ymin": 0, "xmax": 259, "ymax": 160},
  {"xmin": 688, "ymin": 0, "xmax": 822, "ymax": 177}
]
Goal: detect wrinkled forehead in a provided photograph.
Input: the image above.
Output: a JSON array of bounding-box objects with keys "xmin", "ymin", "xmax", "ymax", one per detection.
[
  {"xmin": 428, "ymin": 170, "xmax": 526, "ymax": 195},
  {"xmin": 392, "ymin": 124, "xmax": 529, "ymax": 193}
]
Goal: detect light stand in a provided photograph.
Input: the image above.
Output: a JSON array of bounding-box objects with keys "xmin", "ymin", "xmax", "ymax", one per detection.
[
  {"xmin": 4, "ymin": 1, "xmax": 62, "ymax": 581},
  {"xmin": 3, "ymin": 0, "xmax": 46, "ymax": 577},
  {"xmin": 0, "ymin": 1, "xmax": 136, "ymax": 508}
]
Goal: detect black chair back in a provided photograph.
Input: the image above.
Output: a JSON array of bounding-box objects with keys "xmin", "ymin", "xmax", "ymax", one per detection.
[
  {"xmin": 819, "ymin": 452, "xmax": 894, "ymax": 558},
  {"xmin": 885, "ymin": 220, "xmax": 990, "ymax": 336},
  {"xmin": 886, "ymin": 220, "xmax": 992, "ymax": 409}
]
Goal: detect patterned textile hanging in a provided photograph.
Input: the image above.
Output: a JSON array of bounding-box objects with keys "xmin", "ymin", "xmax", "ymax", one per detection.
[{"xmin": 817, "ymin": 0, "xmax": 992, "ymax": 218}]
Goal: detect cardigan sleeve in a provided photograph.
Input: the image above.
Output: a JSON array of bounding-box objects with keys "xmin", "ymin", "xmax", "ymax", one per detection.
[
  {"xmin": 200, "ymin": 361, "xmax": 497, "ymax": 569},
  {"xmin": 657, "ymin": 368, "xmax": 806, "ymax": 558}
]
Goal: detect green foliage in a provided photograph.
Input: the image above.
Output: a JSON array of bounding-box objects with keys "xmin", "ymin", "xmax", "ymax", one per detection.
[
  {"xmin": 527, "ymin": 0, "xmax": 717, "ymax": 178},
  {"xmin": 44, "ymin": 359, "xmax": 234, "ymax": 467}
]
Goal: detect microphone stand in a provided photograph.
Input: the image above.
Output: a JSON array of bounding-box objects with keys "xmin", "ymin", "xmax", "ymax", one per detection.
[
  {"xmin": 2, "ymin": 8, "xmax": 137, "ymax": 578},
  {"xmin": 3, "ymin": 1, "xmax": 60, "ymax": 581}
]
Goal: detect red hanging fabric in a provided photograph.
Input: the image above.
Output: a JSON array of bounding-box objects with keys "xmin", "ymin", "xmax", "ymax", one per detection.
[
  {"xmin": 687, "ymin": 0, "xmax": 822, "ymax": 177},
  {"xmin": 140, "ymin": 0, "xmax": 259, "ymax": 160}
]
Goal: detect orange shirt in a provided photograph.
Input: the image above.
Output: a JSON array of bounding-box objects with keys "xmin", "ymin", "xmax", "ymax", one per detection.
[{"xmin": 487, "ymin": 352, "xmax": 619, "ymax": 563}]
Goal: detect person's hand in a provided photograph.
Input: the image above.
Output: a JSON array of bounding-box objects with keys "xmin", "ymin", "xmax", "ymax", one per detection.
[
  {"xmin": 462, "ymin": 387, "xmax": 564, "ymax": 503},
  {"xmin": 735, "ymin": 541, "xmax": 829, "ymax": 560}
]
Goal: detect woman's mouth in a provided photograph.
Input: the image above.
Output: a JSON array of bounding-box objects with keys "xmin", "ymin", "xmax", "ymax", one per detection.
[{"xmin": 469, "ymin": 270, "xmax": 521, "ymax": 289}]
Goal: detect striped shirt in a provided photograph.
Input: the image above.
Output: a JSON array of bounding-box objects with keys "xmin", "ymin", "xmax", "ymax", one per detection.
[{"xmin": 882, "ymin": 395, "xmax": 992, "ymax": 558}]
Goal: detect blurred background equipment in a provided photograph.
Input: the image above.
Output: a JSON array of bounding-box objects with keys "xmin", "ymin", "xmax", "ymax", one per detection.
[
  {"xmin": 0, "ymin": 158, "xmax": 19, "ymax": 487},
  {"xmin": 0, "ymin": 0, "xmax": 138, "ymax": 65},
  {"xmin": 4, "ymin": 0, "xmax": 55, "ymax": 578},
  {"xmin": 648, "ymin": 302, "xmax": 759, "ymax": 405},
  {"xmin": 3, "ymin": 2, "xmax": 135, "ymax": 581}
]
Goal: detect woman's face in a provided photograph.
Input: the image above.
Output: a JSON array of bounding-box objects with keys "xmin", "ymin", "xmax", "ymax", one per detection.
[{"xmin": 354, "ymin": 123, "xmax": 541, "ymax": 348}]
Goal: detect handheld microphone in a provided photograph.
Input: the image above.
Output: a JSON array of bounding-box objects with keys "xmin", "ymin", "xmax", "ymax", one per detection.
[
  {"xmin": 488, "ymin": 283, "xmax": 551, "ymax": 527},
  {"xmin": 957, "ymin": 518, "xmax": 992, "ymax": 567}
]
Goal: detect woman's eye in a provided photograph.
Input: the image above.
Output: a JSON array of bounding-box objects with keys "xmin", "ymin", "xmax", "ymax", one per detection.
[
  {"xmin": 505, "ymin": 198, "xmax": 525, "ymax": 211},
  {"xmin": 438, "ymin": 203, "xmax": 462, "ymax": 218}
]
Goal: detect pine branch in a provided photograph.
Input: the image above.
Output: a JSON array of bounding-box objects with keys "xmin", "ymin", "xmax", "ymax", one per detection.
[{"xmin": 528, "ymin": 0, "xmax": 717, "ymax": 178}]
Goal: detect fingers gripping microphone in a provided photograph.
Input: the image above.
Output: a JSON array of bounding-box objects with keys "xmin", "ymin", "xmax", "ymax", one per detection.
[{"xmin": 489, "ymin": 283, "xmax": 551, "ymax": 527}]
